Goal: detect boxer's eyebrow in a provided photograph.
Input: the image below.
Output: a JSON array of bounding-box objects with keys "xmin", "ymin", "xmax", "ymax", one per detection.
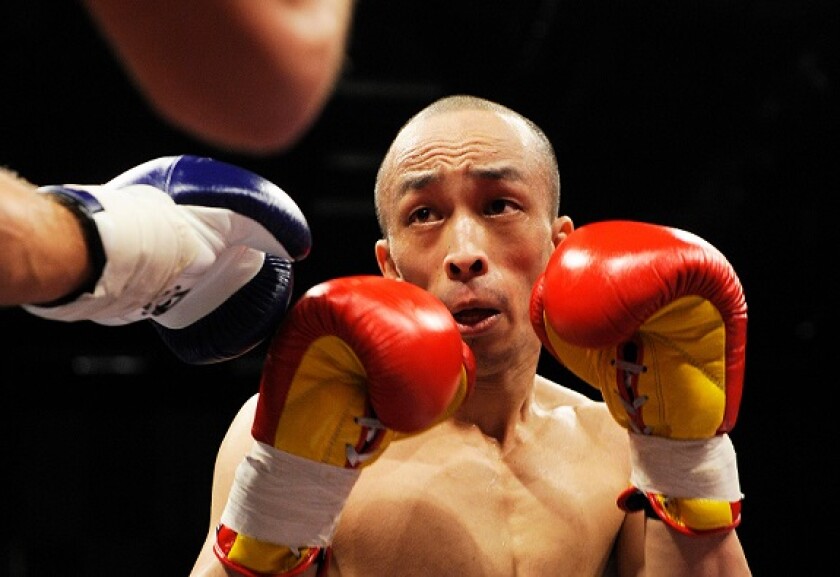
[
  {"xmin": 397, "ymin": 170, "xmax": 437, "ymax": 194},
  {"xmin": 468, "ymin": 164, "xmax": 525, "ymax": 183}
]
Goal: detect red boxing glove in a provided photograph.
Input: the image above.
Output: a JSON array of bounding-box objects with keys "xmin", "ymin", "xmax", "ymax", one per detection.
[
  {"xmin": 215, "ymin": 276, "xmax": 475, "ymax": 576},
  {"xmin": 530, "ymin": 221, "xmax": 747, "ymax": 536}
]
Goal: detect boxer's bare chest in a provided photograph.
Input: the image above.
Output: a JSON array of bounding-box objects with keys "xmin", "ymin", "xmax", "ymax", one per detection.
[{"xmin": 327, "ymin": 413, "xmax": 629, "ymax": 576}]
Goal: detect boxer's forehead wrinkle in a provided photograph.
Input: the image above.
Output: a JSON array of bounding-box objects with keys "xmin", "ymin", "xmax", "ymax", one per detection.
[{"xmin": 395, "ymin": 164, "xmax": 523, "ymax": 199}]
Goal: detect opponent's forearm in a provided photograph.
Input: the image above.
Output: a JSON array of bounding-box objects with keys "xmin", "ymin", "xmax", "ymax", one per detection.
[
  {"xmin": 0, "ymin": 169, "xmax": 91, "ymax": 305},
  {"xmin": 644, "ymin": 522, "xmax": 752, "ymax": 577}
]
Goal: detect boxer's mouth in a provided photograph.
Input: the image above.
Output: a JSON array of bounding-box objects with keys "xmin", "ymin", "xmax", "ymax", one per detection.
[{"xmin": 453, "ymin": 308, "xmax": 499, "ymax": 331}]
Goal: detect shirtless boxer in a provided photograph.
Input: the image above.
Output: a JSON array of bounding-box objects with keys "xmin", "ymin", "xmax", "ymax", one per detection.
[{"xmin": 188, "ymin": 95, "xmax": 752, "ymax": 576}]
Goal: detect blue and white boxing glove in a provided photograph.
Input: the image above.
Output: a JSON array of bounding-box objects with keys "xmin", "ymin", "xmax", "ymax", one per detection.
[{"xmin": 24, "ymin": 155, "xmax": 311, "ymax": 364}]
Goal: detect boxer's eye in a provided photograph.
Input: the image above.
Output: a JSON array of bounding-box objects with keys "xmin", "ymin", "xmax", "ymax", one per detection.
[
  {"xmin": 485, "ymin": 198, "xmax": 519, "ymax": 216},
  {"xmin": 408, "ymin": 206, "xmax": 438, "ymax": 224}
]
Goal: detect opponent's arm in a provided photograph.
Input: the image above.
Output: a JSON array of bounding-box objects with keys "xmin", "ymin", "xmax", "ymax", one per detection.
[
  {"xmin": 207, "ymin": 276, "xmax": 475, "ymax": 576},
  {"xmin": 0, "ymin": 168, "xmax": 92, "ymax": 304},
  {"xmin": 83, "ymin": 0, "xmax": 356, "ymax": 154},
  {"xmin": 17, "ymin": 155, "xmax": 311, "ymax": 364},
  {"xmin": 531, "ymin": 220, "xmax": 751, "ymax": 576}
]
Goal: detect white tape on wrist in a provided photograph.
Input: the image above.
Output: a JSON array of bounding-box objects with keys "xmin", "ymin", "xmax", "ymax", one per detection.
[
  {"xmin": 220, "ymin": 441, "xmax": 361, "ymax": 547},
  {"xmin": 628, "ymin": 433, "xmax": 742, "ymax": 502}
]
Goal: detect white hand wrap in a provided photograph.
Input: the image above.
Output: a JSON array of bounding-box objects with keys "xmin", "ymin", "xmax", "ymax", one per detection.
[
  {"xmin": 220, "ymin": 441, "xmax": 361, "ymax": 547},
  {"xmin": 628, "ymin": 432, "xmax": 743, "ymax": 502}
]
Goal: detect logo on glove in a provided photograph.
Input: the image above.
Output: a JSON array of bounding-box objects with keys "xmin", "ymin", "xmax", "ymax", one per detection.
[{"xmin": 143, "ymin": 285, "xmax": 191, "ymax": 317}]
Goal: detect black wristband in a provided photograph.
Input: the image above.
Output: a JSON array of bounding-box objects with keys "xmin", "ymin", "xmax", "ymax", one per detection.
[{"xmin": 39, "ymin": 186, "xmax": 107, "ymax": 306}]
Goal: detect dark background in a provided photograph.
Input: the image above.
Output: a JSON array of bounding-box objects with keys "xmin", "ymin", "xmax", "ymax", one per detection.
[{"xmin": 1, "ymin": 1, "xmax": 835, "ymax": 574}]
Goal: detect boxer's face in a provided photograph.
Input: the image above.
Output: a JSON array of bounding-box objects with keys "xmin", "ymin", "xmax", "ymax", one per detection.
[{"xmin": 375, "ymin": 108, "xmax": 570, "ymax": 371}]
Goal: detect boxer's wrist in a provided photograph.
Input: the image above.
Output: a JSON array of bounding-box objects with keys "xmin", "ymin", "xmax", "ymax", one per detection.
[
  {"xmin": 221, "ymin": 443, "xmax": 361, "ymax": 547},
  {"xmin": 628, "ymin": 434, "xmax": 742, "ymax": 502},
  {"xmin": 618, "ymin": 434, "xmax": 743, "ymax": 535},
  {"xmin": 214, "ymin": 442, "xmax": 360, "ymax": 575}
]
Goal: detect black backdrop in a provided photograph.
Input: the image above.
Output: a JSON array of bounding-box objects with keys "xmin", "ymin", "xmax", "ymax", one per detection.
[{"xmin": 1, "ymin": 1, "xmax": 836, "ymax": 574}]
